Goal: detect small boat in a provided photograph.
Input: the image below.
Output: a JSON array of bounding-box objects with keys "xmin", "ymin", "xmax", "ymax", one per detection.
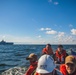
[{"xmin": 0, "ymin": 40, "xmax": 14, "ymax": 45}]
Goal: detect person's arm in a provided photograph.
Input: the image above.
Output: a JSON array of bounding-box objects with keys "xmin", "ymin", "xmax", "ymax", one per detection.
[{"xmin": 42, "ymin": 48, "xmax": 46, "ymax": 55}]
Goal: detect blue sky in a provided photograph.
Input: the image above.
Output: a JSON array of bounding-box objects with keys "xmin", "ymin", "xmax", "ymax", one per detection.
[{"xmin": 0, "ymin": 0, "xmax": 76, "ymax": 44}]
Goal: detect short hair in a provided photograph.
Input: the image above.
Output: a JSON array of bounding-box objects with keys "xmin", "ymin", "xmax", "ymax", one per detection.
[
  {"xmin": 58, "ymin": 45, "xmax": 63, "ymax": 48},
  {"xmin": 46, "ymin": 44, "xmax": 51, "ymax": 47}
]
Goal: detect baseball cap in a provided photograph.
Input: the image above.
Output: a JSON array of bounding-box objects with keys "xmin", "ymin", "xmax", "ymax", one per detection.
[
  {"xmin": 26, "ymin": 53, "xmax": 37, "ymax": 60},
  {"xmin": 36, "ymin": 54, "xmax": 56, "ymax": 73},
  {"xmin": 65, "ymin": 55, "xmax": 76, "ymax": 65}
]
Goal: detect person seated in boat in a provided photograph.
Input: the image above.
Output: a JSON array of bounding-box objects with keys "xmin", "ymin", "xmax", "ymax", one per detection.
[
  {"xmin": 42, "ymin": 44, "xmax": 56, "ymax": 61},
  {"xmin": 34, "ymin": 54, "xmax": 63, "ymax": 75},
  {"xmin": 55, "ymin": 45, "xmax": 68, "ymax": 64},
  {"xmin": 42, "ymin": 44, "xmax": 53, "ymax": 55},
  {"xmin": 24, "ymin": 53, "xmax": 38, "ymax": 75},
  {"xmin": 60, "ymin": 55, "xmax": 76, "ymax": 75}
]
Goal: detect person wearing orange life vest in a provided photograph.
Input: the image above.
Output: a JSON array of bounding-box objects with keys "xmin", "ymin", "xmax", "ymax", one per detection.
[
  {"xmin": 24, "ymin": 53, "xmax": 38, "ymax": 75},
  {"xmin": 55, "ymin": 45, "xmax": 68, "ymax": 64},
  {"xmin": 42, "ymin": 44, "xmax": 56, "ymax": 61},
  {"xmin": 60, "ymin": 55, "xmax": 76, "ymax": 75},
  {"xmin": 42, "ymin": 44, "xmax": 53, "ymax": 55}
]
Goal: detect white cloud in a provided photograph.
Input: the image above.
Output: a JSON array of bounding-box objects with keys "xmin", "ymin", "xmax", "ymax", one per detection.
[
  {"xmin": 0, "ymin": 30, "xmax": 76, "ymax": 44},
  {"xmin": 71, "ymin": 29, "xmax": 76, "ymax": 35},
  {"xmin": 58, "ymin": 32, "xmax": 65, "ymax": 37},
  {"xmin": 38, "ymin": 35, "xmax": 41, "ymax": 38},
  {"xmin": 40, "ymin": 28, "xmax": 51, "ymax": 31},
  {"xmin": 40, "ymin": 28, "xmax": 45, "ymax": 31},
  {"xmin": 45, "ymin": 28, "xmax": 51, "ymax": 30},
  {"xmin": 48, "ymin": 0, "xmax": 59, "ymax": 5},
  {"xmin": 66, "ymin": 36, "xmax": 73, "ymax": 42},
  {"xmin": 69, "ymin": 24, "xmax": 73, "ymax": 27},
  {"xmin": 46, "ymin": 30, "xmax": 57, "ymax": 34},
  {"xmin": 54, "ymin": 32, "xmax": 65, "ymax": 43},
  {"xmin": 60, "ymin": 35, "xmax": 73, "ymax": 42},
  {"xmin": 0, "ymin": 34, "xmax": 34, "ymax": 43},
  {"xmin": 0, "ymin": 34, "xmax": 51, "ymax": 44},
  {"xmin": 63, "ymin": 35, "xmax": 76, "ymax": 43},
  {"xmin": 48, "ymin": 0, "xmax": 52, "ymax": 3},
  {"xmin": 3, "ymin": 36, "xmax": 5, "ymax": 38},
  {"xmin": 54, "ymin": 2, "xmax": 59, "ymax": 5},
  {"xmin": 54, "ymin": 32, "xmax": 76, "ymax": 44}
]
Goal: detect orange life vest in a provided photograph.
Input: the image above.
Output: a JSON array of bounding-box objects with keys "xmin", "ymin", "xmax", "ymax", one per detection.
[
  {"xmin": 55, "ymin": 50, "xmax": 66, "ymax": 62},
  {"xmin": 60, "ymin": 64, "xmax": 76, "ymax": 75},
  {"xmin": 42, "ymin": 48, "xmax": 53, "ymax": 54},
  {"xmin": 25, "ymin": 61, "xmax": 37, "ymax": 75}
]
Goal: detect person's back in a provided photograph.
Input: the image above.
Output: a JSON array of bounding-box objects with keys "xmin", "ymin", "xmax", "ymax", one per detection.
[{"xmin": 34, "ymin": 54, "xmax": 62, "ymax": 75}]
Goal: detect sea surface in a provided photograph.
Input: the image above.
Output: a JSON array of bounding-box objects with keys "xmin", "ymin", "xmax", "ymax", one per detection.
[{"xmin": 0, "ymin": 44, "xmax": 76, "ymax": 74}]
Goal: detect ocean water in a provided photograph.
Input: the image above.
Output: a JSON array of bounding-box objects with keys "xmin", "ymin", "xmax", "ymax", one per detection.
[{"xmin": 0, "ymin": 44, "xmax": 76, "ymax": 74}]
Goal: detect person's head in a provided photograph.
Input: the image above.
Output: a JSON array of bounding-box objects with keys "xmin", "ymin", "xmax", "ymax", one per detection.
[
  {"xmin": 57, "ymin": 45, "xmax": 63, "ymax": 52},
  {"xmin": 46, "ymin": 44, "xmax": 51, "ymax": 50},
  {"xmin": 26, "ymin": 53, "xmax": 37, "ymax": 63},
  {"xmin": 65, "ymin": 55, "xmax": 76, "ymax": 74},
  {"xmin": 45, "ymin": 44, "xmax": 53, "ymax": 55},
  {"xmin": 36, "ymin": 54, "xmax": 56, "ymax": 75}
]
